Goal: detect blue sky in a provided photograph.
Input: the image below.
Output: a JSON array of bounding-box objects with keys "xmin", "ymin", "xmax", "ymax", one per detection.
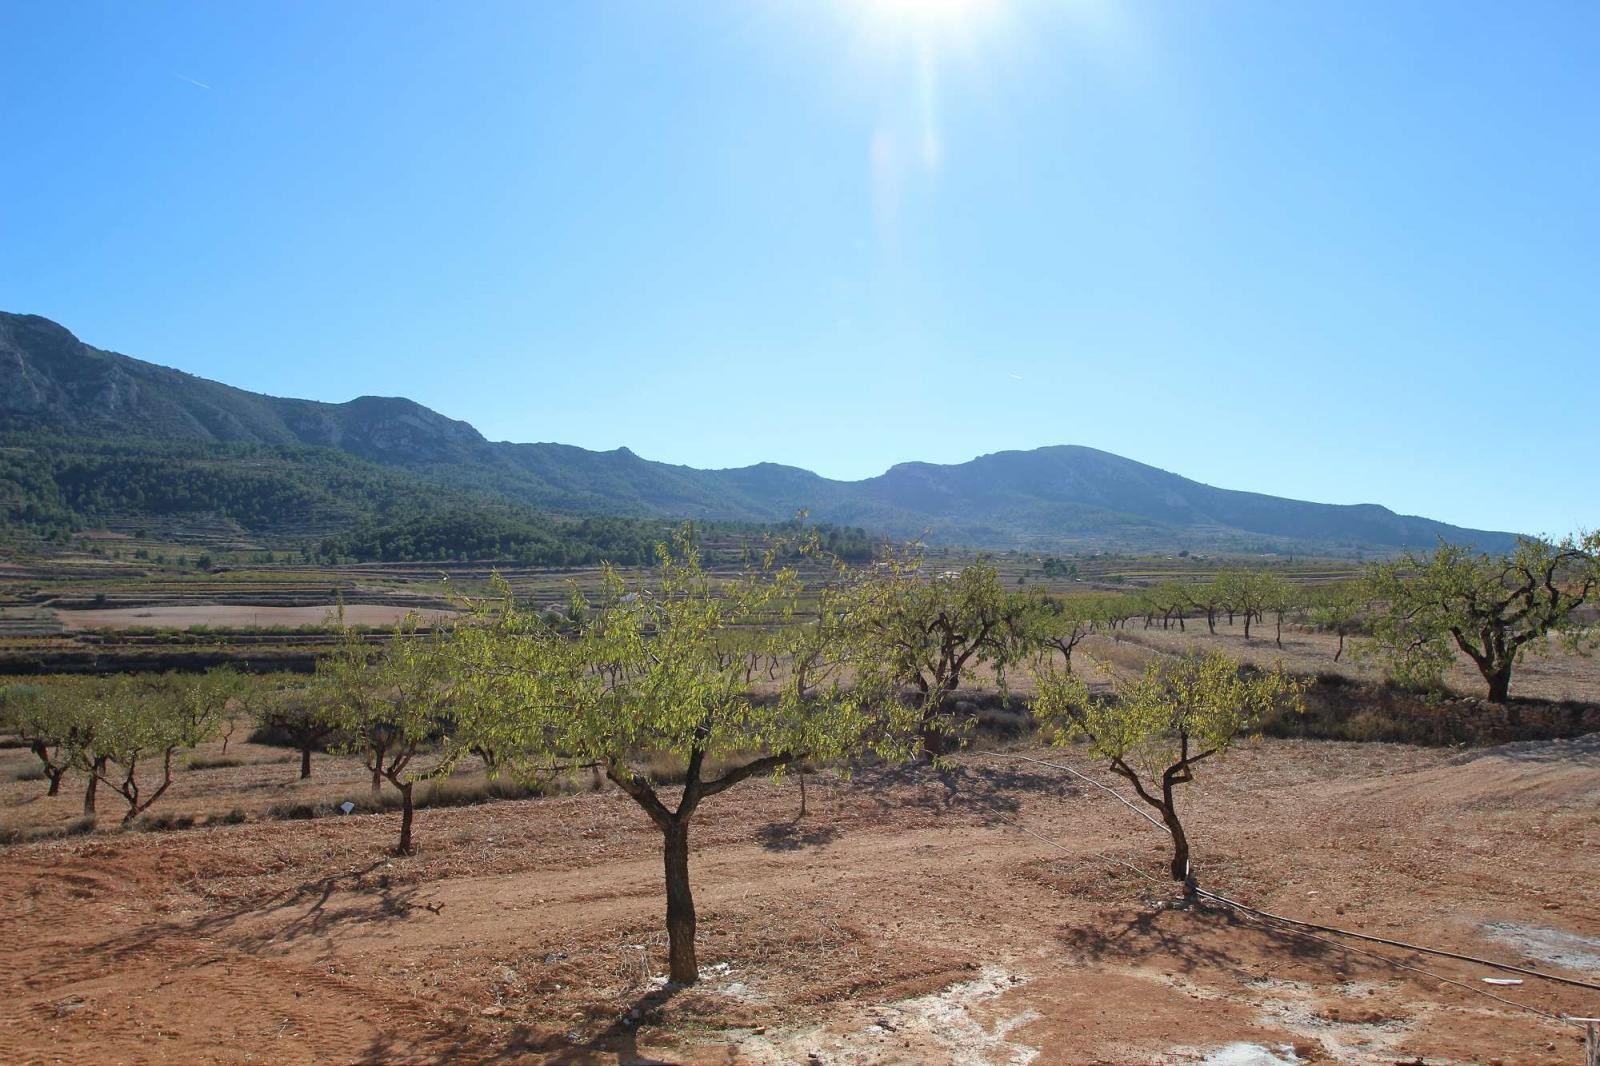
[{"xmin": 2, "ymin": 0, "xmax": 1595, "ymax": 537}]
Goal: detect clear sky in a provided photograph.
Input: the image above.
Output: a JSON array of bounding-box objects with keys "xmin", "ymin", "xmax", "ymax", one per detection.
[{"xmin": 2, "ymin": 1, "xmax": 1595, "ymax": 537}]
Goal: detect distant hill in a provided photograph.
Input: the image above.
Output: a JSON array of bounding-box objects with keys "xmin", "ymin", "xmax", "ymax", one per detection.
[{"xmin": 0, "ymin": 311, "xmax": 1521, "ymax": 556}]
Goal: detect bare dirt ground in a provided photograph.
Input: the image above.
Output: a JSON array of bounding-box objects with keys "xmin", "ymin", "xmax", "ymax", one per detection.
[
  {"xmin": 3, "ymin": 734, "xmax": 1598, "ymax": 1065},
  {"xmin": 54, "ymin": 604, "xmax": 459, "ymax": 630}
]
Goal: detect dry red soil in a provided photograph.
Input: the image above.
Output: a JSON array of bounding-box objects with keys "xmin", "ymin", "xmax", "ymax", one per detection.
[{"xmin": 2, "ymin": 737, "xmax": 1597, "ymax": 1065}]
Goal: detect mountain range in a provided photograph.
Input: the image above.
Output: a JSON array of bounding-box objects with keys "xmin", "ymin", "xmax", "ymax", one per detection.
[{"xmin": 0, "ymin": 311, "xmax": 1519, "ymax": 556}]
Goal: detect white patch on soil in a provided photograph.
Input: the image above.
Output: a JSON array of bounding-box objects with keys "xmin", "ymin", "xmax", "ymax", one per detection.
[
  {"xmin": 1480, "ymin": 921, "xmax": 1600, "ymax": 975},
  {"xmin": 1198, "ymin": 1043, "xmax": 1302, "ymax": 1066},
  {"xmin": 1168, "ymin": 975, "xmax": 1415, "ymax": 1065},
  {"xmin": 737, "ymin": 966, "xmax": 1039, "ymax": 1066}
]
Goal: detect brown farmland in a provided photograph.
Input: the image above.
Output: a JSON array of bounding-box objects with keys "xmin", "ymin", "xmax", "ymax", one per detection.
[{"xmin": 2, "ymin": 731, "xmax": 1597, "ymax": 1065}]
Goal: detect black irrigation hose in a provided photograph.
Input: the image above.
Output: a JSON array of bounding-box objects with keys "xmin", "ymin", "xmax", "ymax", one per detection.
[
  {"xmin": 1193, "ymin": 888, "xmax": 1600, "ymax": 996},
  {"xmin": 1199, "ymin": 892, "xmax": 1572, "ymax": 1025}
]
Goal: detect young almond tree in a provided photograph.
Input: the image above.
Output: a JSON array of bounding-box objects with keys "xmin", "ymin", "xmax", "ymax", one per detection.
[
  {"xmin": 1308, "ymin": 582, "xmax": 1364, "ymax": 662},
  {"xmin": 452, "ymin": 533, "xmax": 915, "ymax": 985},
  {"xmin": 845, "ymin": 553, "xmax": 1030, "ymax": 757},
  {"xmin": 318, "ymin": 617, "xmax": 467, "ymax": 854},
  {"xmin": 55, "ymin": 676, "xmax": 119, "ymax": 815},
  {"xmin": 4, "ymin": 683, "xmax": 73, "ymax": 796},
  {"xmin": 1364, "ymin": 537, "xmax": 1595, "ymax": 702},
  {"xmin": 1033, "ymin": 650, "xmax": 1302, "ymax": 888},
  {"xmin": 1217, "ymin": 569, "xmax": 1271, "ymax": 640},
  {"xmin": 87, "ymin": 675, "xmax": 215, "ymax": 826},
  {"xmin": 173, "ymin": 667, "xmax": 244, "ymax": 751},
  {"xmin": 317, "ymin": 616, "xmax": 393, "ymax": 796},
  {"xmin": 1260, "ymin": 575, "xmax": 1301, "ymax": 649},
  {"xmin": 1022, "ymin": 595, "xmax": 1103, "ymax": 675},
  {"xmin": 249, "ymin": 679, "xmax": 333, "ymax": 779}
]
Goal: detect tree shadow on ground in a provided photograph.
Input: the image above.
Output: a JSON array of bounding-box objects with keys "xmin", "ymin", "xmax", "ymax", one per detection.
[
  {"xmin": 753, "ymin": 819, "xmax": 839, "ymax": 852},
  {"xmin": 369, "ymin": 985, "xmax": 689, "ymax": 1065},
  {"xmin": 1056, "ymin": 900, "xmax": 1358, "ymax": 985},
  {"xmin": 854, "ymin": 760, "xmax": 1082, "ymax": 828},
  {"xmin": 48, "ymin": 858, "xmax": 443, "ymax": 974}
]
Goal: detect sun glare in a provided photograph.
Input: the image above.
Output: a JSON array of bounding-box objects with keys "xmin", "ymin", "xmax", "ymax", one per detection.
[{"xmin": 859, "ymin": 0, "xmax": 995, "ymax": 34}]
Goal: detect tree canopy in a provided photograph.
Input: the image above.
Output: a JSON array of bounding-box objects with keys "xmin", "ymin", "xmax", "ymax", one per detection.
[
  {"xmin": 1363, "ymin": 537, "xmax": 1595, "ymax": 702},
  {"xmin": 1034, "ymin": 649, "xmax": 1302, "ymax": 885},
  {"xmin": 448, "ymin": 531, "xmax": 918, "ymax": 983}
]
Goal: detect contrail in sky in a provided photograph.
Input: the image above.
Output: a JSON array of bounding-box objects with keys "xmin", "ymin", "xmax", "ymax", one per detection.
[{"xmin": 176, "ymin": 74, "xmax": 213, "ymax": 90}]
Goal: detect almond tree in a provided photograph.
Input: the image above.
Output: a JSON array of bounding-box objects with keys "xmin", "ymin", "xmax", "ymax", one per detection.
[
  {"xmin": 1308, "ymin": 582, "xmax": 1364, "ymax": 662},
  {"xmin": 1033, "ymin": 650, "xmax": 1302, "ymax": 888},
  {"xmin": 1364, "ymin": 537, "xmax": 1595, "ymax": 702},
  {"xmin": 451, "ymin": 533, "xmax": 916, "ymax": 985},
  {"xmin": 4, "ymin": 683, "xmax": 73, "ymax": 796},
  {"xmin": 1191, "ymin": 580, "xmax": 1227, "ymax": 635},
  {"xmin": 174, "ymin": 667, "xmax": 244, "ymax": 749},
  {"xmin": 318, "ymin": 618, "xmax": 468, "ymax": 854},
  {"xmin": 1023, "ymin": 595, "xmax": 1103, "ymax": 675},
  {"xmin": 87, "ymin": 675, "xmax": 216, "ymax": 825},
  {"xmin": 1260, "ymin": 574, "xmax": 1301, "ymax": 648},
  {"xmin": 316, "ymin": 617, "xmax": 391, "ymax": 795},
  {"xmin": 248, "ymin": 680, "xmax": 332, "ymax": 779},
  {"xmin": 55, "ymin": 675, "xmax": 119, "ymax": 815},
  {"xmin": 1218, "ymin": 569, "xmax": 1273, "ymax": 640},
  {"xmin": 845, "ymin": 553, "xmax": 1030, "ymax": 757}
]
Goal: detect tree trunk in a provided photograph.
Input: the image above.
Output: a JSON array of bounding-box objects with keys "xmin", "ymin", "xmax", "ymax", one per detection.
[
  {"xmin": 397, "ymin": 781, "xmax": 414, "ymax": 855},
  {"xmin": 1275, "ymin": 613, "xmax": 1283, "ymax": 648},
  {"xmin": 797, "ymin": 767, "xmax": 807, "ymax": 819},
  {"xmin": 83, "ymin": 756, "xmax": 107, "ymax": 815},
  {"xmin": 1334, "ymin": 632, "xmax": 1344, "ymax": 662},
  {"xmin": 300, "ymin": 742, "xmax": 313, "ymax": 779},
  {"xmin": 1158, "ymin": 776, "xmax": 1191, "ymax": 884},
  {"xmin": 662, "ymin": 818, "xmax": 697, "ymax": 984},
  {"xmin": 32, "ymin": 742, "xmax": 63, "ymax": 795},
  {"xmin": 1165, "ymin": 809, "xmax": 1191, "ymax": 883},
  {"xmin": 1206, "ymin": 610, "xmax": 1216, "ymax": 635},
  {"xmin": 917, "ymin": 685, "xmax": 951, "ymax": 759},
  {"xmin": 1485, "ymin": 663, "xmax": 1512, "ymax": 704},
  {"xmin": 1242, "ymin": 613, "xmax": 1252, "ymax": 639},
  {"xmin": 370, "ymin": 764, "xmax": 382, "ymax": 794}
]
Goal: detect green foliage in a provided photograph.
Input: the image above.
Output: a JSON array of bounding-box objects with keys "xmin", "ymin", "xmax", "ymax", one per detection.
[
  {"xmin": 315, "ymin": 615, "xmax": 467, "ymax": 852},
  {"xmin": 1037, "ymin": 651, "xmax": 1301, "ymax": 782},
  {"xmin": 315, "ymin": 510, "xmax": 664, "ymax": 565},
  {"xmin": 1040, "ymin": 556, "xmax": 1078, "ymax": 579},
  {"xmin": 1362, "ymin": 537, "xmax": 1595, "ymax": 701},
  {"xmin": 170, "ymin": 667, "xmax": 244, "ymax": 747},
  {"xmin": 1306, "ymin": 582, "xmax": 1366, "ymax": 660},
  {"xmin": 447, "ymin": 529, "xmax": 919, "ymax": 983},
  {"xmin": 841, "ymin": 552, "xmax": 1032, "ymax": 756},
  {"xmin": 1019, "ymin": 594, "xmax": 1105, "ymax": 673},
  {"xmin": 0, "ymin": 434, "xmax": 449, "ymax": 534},
  {"xmin": 1033, "ymin": 649, "xmax": 1302, "ymax": 882},
  {"xmin": 454, "ymin": 531, "xmax": 913, "ymax": 776}
]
